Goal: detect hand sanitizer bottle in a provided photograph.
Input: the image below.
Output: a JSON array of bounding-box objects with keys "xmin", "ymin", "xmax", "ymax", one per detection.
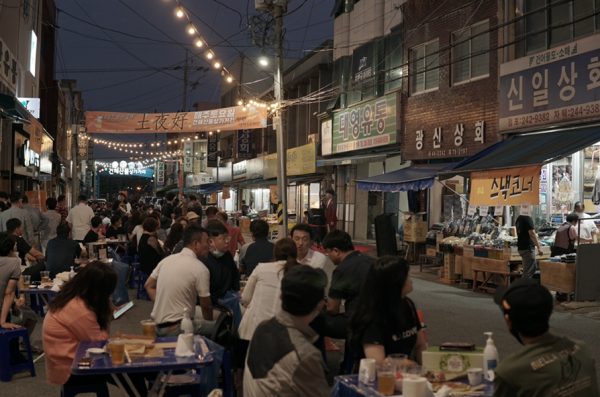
[
  {"xmin": 69, "ymin": 266, "xmax": 75, "ymax": 281},
  {"xmin": 181, "ymin": 308, "xmax": 194, "ymax": 334},
  {"xmin": 483, "ymin": 332, "xmax": 499, "ymax": 379}
]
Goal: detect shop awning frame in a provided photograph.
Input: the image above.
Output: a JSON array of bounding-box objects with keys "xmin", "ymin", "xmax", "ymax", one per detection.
[
  {"xmin": 443, "ymin": 123, "xmax": 600, "ymax": 174},
  {"xmin": 0, "ymin": 93, "xmax": 30, "ymax": 120},
  {"xmin": 317, "ymin": 150, "xmax": 399, "ymax": 167},
  {"xmin": 356, "ymin": 163, "xmax": 456, "ymax": 192}
]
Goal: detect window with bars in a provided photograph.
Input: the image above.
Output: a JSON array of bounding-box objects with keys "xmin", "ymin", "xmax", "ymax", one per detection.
[
  {"xmin": 525, "ymin": 0, "xmax": 600, "ymax": 54},
  {"xmin": 410, "ymin": 40, "xmax": 439, "ymax": 94},
  {"xmin": 452, "ymin": 21, "xmax": 489, "ymax": 84}
]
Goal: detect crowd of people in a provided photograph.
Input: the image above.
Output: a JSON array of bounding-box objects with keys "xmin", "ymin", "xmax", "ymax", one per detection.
[{"xmin": 0, "ymin": 190, "xmax": 599, "ymax": 397}]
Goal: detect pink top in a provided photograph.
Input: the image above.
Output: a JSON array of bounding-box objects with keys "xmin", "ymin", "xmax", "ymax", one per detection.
[{"xmin": 42, "ymin": 297, "xmax": 109, "ymax": 385}]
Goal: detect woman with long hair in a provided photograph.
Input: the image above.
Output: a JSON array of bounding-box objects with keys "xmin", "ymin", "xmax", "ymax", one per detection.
[
  {"xmin": 235, "ymin": 238, "xmax": 300, "ymax": 390},
  {"xmin": 137, "ymin": 218, "xmax": 166, "ymax": 275},
  {"xmin": 42, "ymin": 261, "xmax": 148, "ymax": 395},
  {"xmin": 349, "ymin": 256, "xmax": 426, "ymax": 367},
  {"xmin": 164, "ymin": 222, "xmax": 185, "ymax": 255}
]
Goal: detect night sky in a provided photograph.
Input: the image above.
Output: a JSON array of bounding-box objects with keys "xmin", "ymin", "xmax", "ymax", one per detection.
[{"xmin": 55, "ymin": 0, "xmax": 333, "ymax": 160}]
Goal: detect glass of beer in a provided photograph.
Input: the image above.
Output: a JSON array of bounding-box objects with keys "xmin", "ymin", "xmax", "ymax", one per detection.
[
  {"xmin": 22, "ymin": 275, "xmax": 31, "ymax": 291},
  {"xmin": 41, "ymin": 271, "xmax": 50, "ymax": 284},
  {"xmin": 141, "ymin": 319, "xmax": 156, "ymax": 341},
  {"xmin": 108, "ymin": 338, "xmax": 126, "ymax": 364},
  {"xmin": 377, "ymin": 362, "xmax": 396, "ymax": 396}
]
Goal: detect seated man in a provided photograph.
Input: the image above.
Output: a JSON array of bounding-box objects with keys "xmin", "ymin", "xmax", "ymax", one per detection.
[
  {"xmin": 145, "ymin": 224, "xmax": 215, "ymax": 336},
  {"xmin": 105, "ymin": 215, "xmax": 127, "ymax": 254},
  {"xmin": 493, "ymin": 279, "xmax": 600, "ymax": 397},
  {"xmin": 83, "ymin": 216, "xmax": 104, "ymax": 245},
  {"xmin": 46, "ymin": 224, "xmax": 85, "ymax": 278},
  {"xmin": 6, "ymin": 218, "xmax": 45, "ymax": 281},
  {"xmin": 239, "ymin": 219, "xmax": 274, "ymax": 277},
  {"xmin": 291, "ymin": 224, "xmax": 328, "ymax": 270},
  {"xmin": 203, "ymin": 220, "xmax": 240, "ymax": 305},
  {"xmin": 244, "ymin": 265, "xmax": 330, "ymax": 397}
]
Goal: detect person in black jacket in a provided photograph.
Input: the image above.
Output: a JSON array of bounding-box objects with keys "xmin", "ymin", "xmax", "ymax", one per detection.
[{"xmin": 188, "ymin": 195, "xmax": 203, "ymax": 219}]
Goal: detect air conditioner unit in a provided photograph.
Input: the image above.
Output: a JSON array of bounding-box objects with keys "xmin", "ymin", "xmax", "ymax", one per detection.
[{"xmin": 308, "ymin": 134, "xmax": 319, "ymax": 144}]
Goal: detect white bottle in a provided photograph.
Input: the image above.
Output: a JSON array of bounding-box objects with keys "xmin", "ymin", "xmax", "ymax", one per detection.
[
  {"xmin": 483, "ymin": 332, "xmax": 499, "ymax": 379},
  {"xmin": 181, "ymin": 308, "xmax": 194, "ymax": 334},
  {"xmin": 234, "ymin": 250, "xmax": 240, "ymax": 268},
  {"xmin": 69, "ymin": 266, "xmax": 75, "ymax": 281}
]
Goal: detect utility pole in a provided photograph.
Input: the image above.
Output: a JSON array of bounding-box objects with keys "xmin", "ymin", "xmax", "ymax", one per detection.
[
  {"xmin": 274, "ymin": 4, "xmax": 288, "ymax": 237},
  {"xmin": 179, "ymin": 50, "xmax": 188, "ymax": 203},
  {"xmin": 71, "ymin": 124, "xmax": 78, "ymax": 207}
]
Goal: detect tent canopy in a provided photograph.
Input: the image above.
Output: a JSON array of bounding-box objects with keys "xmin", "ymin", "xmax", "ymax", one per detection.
[
  {"xmin": 357, "ymin": 163, "xmax": 455, "ymax": 192},
  {"xmin": 445, "ymin": 124, "xmax": 600, "ymax": 174}
]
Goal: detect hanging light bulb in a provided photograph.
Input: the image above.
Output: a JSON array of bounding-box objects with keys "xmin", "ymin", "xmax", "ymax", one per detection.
[
  {"xmin": 226, "ymin": 76, "xmax": 233, "ymax": 83},
  {"xmin": 237, "ymin": 100, "xmax": 243, "ymax": 106},
  {"xmin": 195, "ymin": 39, "xmax": 203, "ymax": 48},
  {"xmin": 176, "ymin": 6, "xmax": 184, "ymax": 17},
  {"xmin": 188, "ymin": 23, "xmax": 195, "ymax": 35},
  {"xmin": 242, "ymin": 107, "xmax": 246, "ymax": 111},
  {"xmin": 206, "ymin": 52, "xmax": 214, "ymax": 59},
  {"xmin": 214, "ymin": 61, "xmax": 221, "ymax": 69}
]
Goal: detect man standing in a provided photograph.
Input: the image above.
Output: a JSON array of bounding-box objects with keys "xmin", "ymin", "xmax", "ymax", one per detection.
[
  {"xmin": 22, "ymin": 195, "xmax": 49, "ymax": 250},
  {"xmin": 145, "ymin": 224, "xmax": 215, "ymax": 336},
  {"xmin": 217, "ymin": 212, "xmax": 245, "ymax": 257},
  {"xmin": 323, "ymin": 188, "xmax": 337, "ymax": 231},
  {"xmin": 46, "ymin": 224, "xmax": 85, "ymax": 278},
  {"xmin": 162, "ymin": 193, "xmax": 176, "ymax": 220},
  {"xmin": 188, "ymin": 195, "xmax": 203, "ymax": 219},
  {"xmin": 493, "ymin": 279, "xmax": 600, "ymax": 397},
  {"xmin": 0, "ymin": 193, "xmax": 35, "ymax": 247},
  {"xmin": 244, "ymin": 265, "xmax": 329, "ymax": 397},
  {"xmin": 239, "ymin": 219, "xmax": 274, "ymax": 277},
  {"xmin": 515, "ymin": 213, "xmax": 543, "ymax": 279},
  {"xmin": 241, "ymin": 200, "xmax": 249, "ymax": 216},
  {"xmin": 66, "ymin": 195, "xmax": 95, "ymax": 243},
  {"xmin": 574, "ymin": 201, "xmax": 598, "ymax": 244},
  {"xmin": 201, "ymin": 206, "xmax": 219, "ymax": 228},
  {"xmin": 55, "ymin": 195, "xmax": 69, "ymax": 224},
  {"xmin": 0, "ymin": 191, "xmax": 10, "ymax": 212},
  {"xmin": 203, "ymin": 220, "xmax": 240, "ymax": 305},
  {"xmin": 42, "ymin": 197, "xmax": 62, "ymax": 252}
]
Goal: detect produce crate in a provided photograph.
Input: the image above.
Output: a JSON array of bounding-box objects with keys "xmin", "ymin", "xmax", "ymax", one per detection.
[{"xmin": 443, "ymin": 253, "xmax": 456, "ymax": 281}]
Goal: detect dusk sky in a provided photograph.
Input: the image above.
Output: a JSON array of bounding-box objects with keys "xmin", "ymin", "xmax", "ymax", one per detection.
[{"xmin": 55, "ymin": 0, "xmax": 333, "ymax": 159}]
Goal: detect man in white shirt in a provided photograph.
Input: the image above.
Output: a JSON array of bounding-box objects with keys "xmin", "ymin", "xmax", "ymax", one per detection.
[
  {"xmin": 66, "ymin": 195, "xmax": 95, "ymax": 242},
  {"xmin": 574, "ymin": 201, "xmax": 598, "ymax": 243},
  {"xmin": 291, "ymin": 224, "xmax": 334, "ymax": 288},
  {"xmin": 145, "ymin": 223, "xmax": 215, "ymax": 336}
]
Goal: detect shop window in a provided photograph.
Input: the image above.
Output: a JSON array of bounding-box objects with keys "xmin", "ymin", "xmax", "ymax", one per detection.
[
  {"xmin": 452, "ymin": 21, "xmax": 489, "ymax": 84},
  {"xmin": 525, "ymin": 0, "xmax": 599, "ymax": 55},
  {"xmin": 410, "ymin": 40, "xmax": 439, "ymax": 94},
  {"xmin": 385, "ymin": 26, "xmax": 403, "ymax": 93}
]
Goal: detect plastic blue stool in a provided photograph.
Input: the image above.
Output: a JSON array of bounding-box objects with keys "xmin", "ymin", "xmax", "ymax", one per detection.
[
  {"xmin": 0, "ymin": 328, "xmax": 36, "ymax": 382},
  {"xmin": 129, "ymin": 262, "xmax": 140, "ymax": 289},
  {"xmin": 61, "ymin": 383, "xmax": 110, "ymax": 397},
  {"xmin": 136, "ymin": 271, "xmax": 150, "ymax": 301},
  {"xmin": 221, "ymin": 350, "xmax": 232, "ymax": 397}
]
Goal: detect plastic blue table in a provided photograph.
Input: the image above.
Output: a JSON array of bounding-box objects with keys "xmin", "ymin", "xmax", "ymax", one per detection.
[
  {"xmin": 332, "ymin": 375, "xmax": 494, "ymax": 397},
  {"xmin": 71, "ymin": 336, "xmax": 224, "ymax": 397}
]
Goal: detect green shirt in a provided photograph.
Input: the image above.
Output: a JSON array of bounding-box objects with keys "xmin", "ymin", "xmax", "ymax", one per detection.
[{"xmin": 494, "ymin": 333, "xmax": 600, "ymax": 397}]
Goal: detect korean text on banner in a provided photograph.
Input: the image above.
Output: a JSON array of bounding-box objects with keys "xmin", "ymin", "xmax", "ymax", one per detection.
[
  {"xmin": 85, "ymin": 105, "xmax": 267, "ymax": 133},
  {"xmin": 28, "ymin": 117, "xmax": 43, "ymax": 154},
  {"xmin": 470, "ymin": 166, "xmax": 541, "ymax": 206},
  {"xmin": 287, "ymin": 142, "xmax": 316, "ymax": 176}
]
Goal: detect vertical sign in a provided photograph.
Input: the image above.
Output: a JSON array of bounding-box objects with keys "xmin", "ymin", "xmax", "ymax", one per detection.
[
  {"xmin": 207, "ymin": 133, "xmax": 218, "ymax": 167},
  {"xmin": 222, "ymin": 187, "xmax": 231, "ymax": 200},
  {"xmin": 236, "ymin": 130, "xmax": 252, "ymax": 159},
  {"xmin": 321, "ymin": 119, "xmax": 332, "ymax": 156},
  {"xmin": 157, "ymin": 161, "xmax": 165, "ymax": 186},
  {"xmin": 183, "ymin": 141, "xmax": 193, "ymax": 172}
]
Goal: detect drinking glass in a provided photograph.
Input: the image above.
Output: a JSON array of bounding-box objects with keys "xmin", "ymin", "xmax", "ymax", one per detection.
[
  {"xmin": 141, "ymin": 319, "xmax": 156, "ymax": 341},
  {"xmin": 108, "ymin": 338, "xmax": 125, "ymax": 364},
  {"xmin": 88, "ymin": 252, "xmax": 97, "ymax": 261},
  {"xmin": 41, "ymin": 271, "xmax": 50, "ymax": 284},
  {"xmin": 377, "ymin": 362, "xmax": 396, "ymax": 395},
  {"xmin": 387, "ymin": 353, "xmax": 408, "ymax": 376},
  {"xmin": 22, "ymin": 275, "xmax": 31, "ymax": 290}
]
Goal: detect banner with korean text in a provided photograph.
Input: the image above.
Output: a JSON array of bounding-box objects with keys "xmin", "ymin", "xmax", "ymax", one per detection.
[
  {"xmin": 85, "ymin": 105, "xmax": 267, "ymax": 133},
  {"xmin": 470, "ymin": 166, "xmax": 541, "ymax": 206},
  {"xmin": 499, "ymin": 35, "xmax": 600, "ymax": 131}
]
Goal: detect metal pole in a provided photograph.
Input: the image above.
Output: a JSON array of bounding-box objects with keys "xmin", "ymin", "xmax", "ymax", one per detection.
[
  {"xmin": 274, "ymin": 5, "xmax": 288, "ymax": 236},
  {"xmin": 71, "ymin": 125, "xmax": 79, "ymax": 207},
  {"xmin": 179, "ymin": 50, "xmax": 189, "ymax": 200}
]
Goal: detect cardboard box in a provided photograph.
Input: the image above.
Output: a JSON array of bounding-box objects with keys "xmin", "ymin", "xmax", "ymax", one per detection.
[
  {"xmin": 426, "ymin": 245, "xmax": 437, "ymax": 257},
  {"xmin": 239, "ymin": 217, "xmax": 251, "ymax": 233},
  {"xmin": 423, "ymin": 347, "xmax": 484, "ymax": 376},
  {"xmin": 404, "ymin": 212, "xmax": 428, "ymax": 242},
  {"xmin": 539, "ymin": 260, "xmax": 576, "ymax": 293}
]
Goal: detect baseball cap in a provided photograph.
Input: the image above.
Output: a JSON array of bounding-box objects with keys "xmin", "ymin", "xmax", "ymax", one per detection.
[
  {"xmin": 281, "ymin": 265, "xmax": 327, "ymax": 316},
  {"xmin": 493, "ymin": 278, "xmax": 553, "ymax": 322},
  {"xmin": 186, "ymin": 211, "xmax": 199, "ymax": 220}
]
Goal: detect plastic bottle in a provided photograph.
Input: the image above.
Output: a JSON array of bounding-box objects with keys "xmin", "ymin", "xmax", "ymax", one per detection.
[
  {"xmin": 181, "ymin": 308, "xmax": 194, "ymax": 334},
  {"xmin": 483, "ymin": 332, "xmax": 499, "ymax": 379},
  {"xmin": 69, "ymin": 266, "xmax": 75, "ymax": 281},
  {"xmin": 234, "ymin": 250, "xmax": 240, "ymax": 268}
]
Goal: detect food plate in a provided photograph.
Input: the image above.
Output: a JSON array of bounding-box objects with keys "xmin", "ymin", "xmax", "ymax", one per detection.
[{"xmin": 87, "ymin": 348, "xmax": 106, "ymax": 355}]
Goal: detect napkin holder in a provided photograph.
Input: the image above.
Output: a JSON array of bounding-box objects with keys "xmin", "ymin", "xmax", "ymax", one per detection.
[{"xmin": 175, "ymin": 333, "xmax": 195, "ymax": 357}]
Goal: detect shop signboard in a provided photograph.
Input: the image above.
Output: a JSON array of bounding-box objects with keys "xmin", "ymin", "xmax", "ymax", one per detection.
[
  {"xmin": 28, "ymin": 117, "xmax": 43, "ymax": 154},
  {"xmin": 287, "ymin": 142, "xmax": 316, "ymax": 176},
  {"xmin": 19, "ymin": 140, "xmax": 39, "ymax": 167},
  {"xmin": 469, "ymin": 166, "xmax": 541, "ymax": 206},
  {"xmin": 246, "ymin": 157, "xmax": 264, "ymax": 180},
  {"xmin": 0, "ymin": 37, "xmax": 19, "ymax": 93},
  {"xmin": 494, "ymin": 205, "xmax": 503, "ymax": 216},
  {"xmin": 85, "ymin": 105, "xmax": 268, "ymax": 133},
  {"xmin": 236, "ymin": 130, "xmax": 253, "ymax": 159},
  {"xmin": 233, "ymin": 160, "xmax": 247, "ymax": 179},
  {"xmin": 17, "ymin": 97, "xmax": 40, "ymax": 118},
  {"xmin": 207, "ymin": 133, "xmax": 218, "ymax": 167},
  {"xmin": 332, "ymin": 93, "xmax": 397, "ymax": 154},
  {"xmin": 223, "ymin": 187, "xmax": 231, "ymax": 200},
  {"xmin": 499, "ymin": 34, "xmax": 600, "ymax": 131},
  {"xmin": 39, "ymin": 135, "xmax": 52, "ymax": 174},
  {"xmin": 263, "ymin": 153, "xmax": 278, "ymax": 179},
  {"xmin": 183, "ymin": 141, "xmax": 193, "ymax": 172},
  {"xmin": 157, "ymin": 161, "xmax": 165, "ymax": 186},
  {"xmin": 321, "ymin": 119, "xmax": 332, "ymax": 156},
  {"xmin": 270, "ymin": 185, "xmax": 279, "ymax": 204},
  {"xmin": 352, "ymin": 41, "xmax": 374, "ymax": 83},
  {"xmin": 186, "ymin": 173, "xmax": 213, "ymax": 187}
]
